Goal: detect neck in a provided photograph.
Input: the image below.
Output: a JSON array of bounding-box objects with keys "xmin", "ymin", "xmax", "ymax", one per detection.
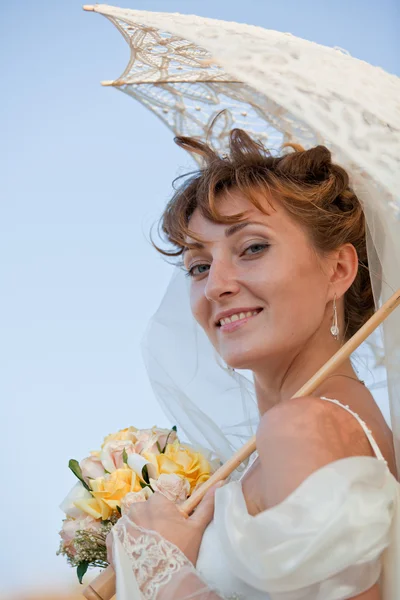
[{"xmin": 252, "ymin": 338, "xmax": 359, "ymax": 416}]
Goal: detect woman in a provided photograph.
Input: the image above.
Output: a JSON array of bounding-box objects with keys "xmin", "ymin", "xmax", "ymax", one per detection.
[{"xmin": 106, "ymin": 130, "xmax": 400, "ymax": 600}]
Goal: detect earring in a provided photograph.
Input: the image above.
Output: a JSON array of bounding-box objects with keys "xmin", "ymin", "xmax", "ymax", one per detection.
[{"xmin": 330, "ymin": 294, "xmax": 340, "ymax": 340}]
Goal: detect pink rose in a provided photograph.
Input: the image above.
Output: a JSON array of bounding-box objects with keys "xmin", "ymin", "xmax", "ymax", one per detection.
[
  {"xmin": 134, "ymin": 428, "xmax": 177, "ymax": 455},
  {"xmin": 80, "ymin": 455, "xmax": 106, "ymax": 484},
  {"xmin": 120, "ymin": 488, "xmax": 153, "ymax": 516},
  {"xmin": 60, "ymin": 515, "xmax": 101, "ymax": 557},
  {"xmin": 150, "ymin": 473, "xmax": 190, "ymax": 504},
  {"xmin": 100, "ymin": 440, "xmax": 137, "ymax": 472}
]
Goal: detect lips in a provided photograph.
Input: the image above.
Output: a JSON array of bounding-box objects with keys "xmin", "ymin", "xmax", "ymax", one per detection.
[
  {"xmin": 217, "ymin": 309, "xmax": 263, "ymax": 333},
  {"xmin": 215, "ymin": 308, "xmax": 263, "ymax": 327}
]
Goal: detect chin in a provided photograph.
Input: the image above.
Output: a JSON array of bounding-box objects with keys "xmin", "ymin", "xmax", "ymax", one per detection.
[{"xmin": 222, "ymin": 349, "xmax": 263, "ymax": 372}]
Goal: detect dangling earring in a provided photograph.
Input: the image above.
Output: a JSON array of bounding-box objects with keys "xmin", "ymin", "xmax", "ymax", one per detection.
[{"xmin": 330, "ymin": 294, "xmax": 340, "ymax": 340}]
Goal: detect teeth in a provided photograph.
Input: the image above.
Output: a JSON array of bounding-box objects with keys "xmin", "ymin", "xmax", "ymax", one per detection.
[{"xmin": 219, "ymin": 310, "xmax": 260, "ymax": 326}]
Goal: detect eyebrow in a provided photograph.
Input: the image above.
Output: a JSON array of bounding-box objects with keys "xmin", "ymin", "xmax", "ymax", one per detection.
[{"xmin": 182, "ymin": 221, "xmax": 269, "ymax": 253}]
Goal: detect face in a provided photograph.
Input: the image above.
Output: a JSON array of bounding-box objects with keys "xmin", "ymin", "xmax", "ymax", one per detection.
[{"xmin": 183, "ymin": 188, "xmax": 334, "ymax": 371}]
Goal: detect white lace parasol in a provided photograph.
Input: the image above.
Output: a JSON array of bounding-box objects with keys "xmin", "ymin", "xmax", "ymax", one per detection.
[{"xmin": 84, "ymin": 4, "xmax": 400, "ymax": 477}]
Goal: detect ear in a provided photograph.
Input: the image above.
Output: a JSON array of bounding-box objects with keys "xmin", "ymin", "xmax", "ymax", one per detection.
[{"xmin": 328, "ymin": 243, "xmax": 359, "ymax": 299}]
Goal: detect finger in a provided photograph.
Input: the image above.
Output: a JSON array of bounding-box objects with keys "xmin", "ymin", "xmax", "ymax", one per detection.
[{"xmin": 189, "ymin": 481, "xmax": 225, "ymax": 528}]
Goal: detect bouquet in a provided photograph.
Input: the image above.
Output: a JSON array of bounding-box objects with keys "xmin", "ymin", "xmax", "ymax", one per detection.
[{"xmin": 57, "ymin": 425, "xmax": 218, "ymax": 583}]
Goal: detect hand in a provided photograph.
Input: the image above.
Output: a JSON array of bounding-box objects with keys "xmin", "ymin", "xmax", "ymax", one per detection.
[{"xmin": 107, "ymin": 482, "xmax": 224, "ymax": 566}]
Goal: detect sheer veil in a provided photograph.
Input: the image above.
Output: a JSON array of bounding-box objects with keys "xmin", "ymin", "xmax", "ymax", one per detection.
[
  {"xmin": 87, "ymin": 4, "xmax": 400, "ymax": 476},
  {"xmin": 84, "ymin": 6, "xmax": 400, "ymax": 599},
  {"xmin": 141, "ymin": 166, "xmax": 400, "ymax": 481}
]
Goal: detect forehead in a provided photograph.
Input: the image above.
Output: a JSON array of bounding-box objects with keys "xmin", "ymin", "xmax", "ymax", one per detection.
[{"xmin": 186, "ymin": 187, "xmax": 281, "ymax": 238}]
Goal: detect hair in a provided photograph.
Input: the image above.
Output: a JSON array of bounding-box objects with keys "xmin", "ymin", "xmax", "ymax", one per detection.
[{"xmin": 153, "ymin": 128, "xmax": 375, "ymax": 340}]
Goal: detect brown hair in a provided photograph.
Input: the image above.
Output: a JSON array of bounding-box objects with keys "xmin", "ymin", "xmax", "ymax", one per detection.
[{"xmin": 154, "ymin": 129, "xmax": 374, "ymax": 340}]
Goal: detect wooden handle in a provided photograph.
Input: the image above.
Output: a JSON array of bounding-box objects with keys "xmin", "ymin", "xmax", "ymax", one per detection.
[
  {"xmin": 84, "ymin": 567, "xmax": 116, "ymax": 600},
  {"xmin": 83, "ymin": 288, "xmax": 400, "ymax": 599}
]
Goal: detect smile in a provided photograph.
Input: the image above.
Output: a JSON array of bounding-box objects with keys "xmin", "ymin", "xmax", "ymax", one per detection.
[{"xmin": 218, "ymin": 309, "xmax": 263, "ymax": 333}]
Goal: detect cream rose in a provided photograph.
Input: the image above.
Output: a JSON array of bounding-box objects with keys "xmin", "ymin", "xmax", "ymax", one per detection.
[
  {"xmin": 80, "ymin": 454, "xmax": 106, "ymax": 484},
  {"xmin": 100, "ymin": 439, "xmax": 137, "ymax": 473},
  {"xmin": 150, "ymin": 473, "xmax": 190, "ymax": 504},
  {"xmin": 60, "ymin": 515, "xmax": 102, "ymax": 557},
  {"xmin": 120, "ymin": 487, "xmax": 154, "ymax": 515},
  {"xmin": 134, "ymin": 427, "xmax": 177, "ymax": 455},
  {"xmin": 60, "ymin": 482, "xmax": 94, "ymax": 519}
]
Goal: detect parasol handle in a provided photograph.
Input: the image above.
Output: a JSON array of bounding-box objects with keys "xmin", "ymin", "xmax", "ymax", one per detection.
[{"xmin": 83, "ymin": 287, "xmax": 400, "ymax": 600}]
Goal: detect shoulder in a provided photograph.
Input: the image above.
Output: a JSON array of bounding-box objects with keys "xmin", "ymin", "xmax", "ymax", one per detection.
[{"xmin": 255, "ymin": 396, "xmax": 375, "ymax": 509}]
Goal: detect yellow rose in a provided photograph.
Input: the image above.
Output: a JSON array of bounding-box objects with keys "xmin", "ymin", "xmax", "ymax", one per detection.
[
  {"xmin": 74, "ymin": 467, "xmax": 142, "ymax": 520},
  {"xmin": 157, "ymin": 440, "xmax": 211, "ymax": 492},
  {"xmin": 101, "ymin": 426, "xmax": 138, "ymax": 449}
]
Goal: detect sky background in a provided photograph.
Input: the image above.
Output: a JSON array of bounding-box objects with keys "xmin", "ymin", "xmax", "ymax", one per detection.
[{"xmin": 1, "ymin": 0, "xmax": 399, "ymax": 597}]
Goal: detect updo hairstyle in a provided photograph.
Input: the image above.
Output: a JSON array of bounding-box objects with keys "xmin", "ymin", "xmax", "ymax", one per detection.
[{"xmin": 154, "ymin": 128, "xmax": 375, "ymax": 340}]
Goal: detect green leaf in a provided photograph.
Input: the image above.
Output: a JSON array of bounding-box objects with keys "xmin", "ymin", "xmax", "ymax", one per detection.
[
  {"xmin": 139, "ymin": 481, "xmax": 154, "ymax": 492},
  {"xmin": 142, "ymin": 465, "xmax": 150, "ymax": 484},
  {"xmin": 156, "ymin": 441, "xmax": 162, "ymax": 454},
  {"xmin": 77, "ymin": 561, "xmax": 89, "ymax": 584},
  {"xmin": 68, "ymin": 459, "xmax": 91, "ymax": 492},
  {"xmin": 116, "ymin": 505, "xmax": 121, "ymax": 515},
  {"xmin": 162, "ymin": 425, "xmax": 178, "ymax": 453},
  {"xmin": 122, "ymin": 448, "xmax": 128, "ymax": 465}
]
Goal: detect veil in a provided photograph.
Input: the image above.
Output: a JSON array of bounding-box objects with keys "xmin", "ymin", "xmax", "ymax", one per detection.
[
  {"xmin": 141, "ymin": 197, "xmax": 400, "ymax": 478},
  {"xmin": 83, "ymin": 6, "xmax": 400, "ymax": 479},
  {"xmin": 83, "ymin": 6, "xmax": 400, "ymax": 600}
]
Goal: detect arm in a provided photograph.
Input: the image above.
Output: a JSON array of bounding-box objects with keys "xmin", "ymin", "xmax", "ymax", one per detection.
[{"xmin": 110, "ymin": 517, "xmax": 230, "ymax": 599}]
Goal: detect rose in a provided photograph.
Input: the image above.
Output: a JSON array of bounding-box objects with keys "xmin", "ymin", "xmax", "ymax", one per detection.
[
  {"xmin": 60, "ymin": 482, "xmax": 94, "ymax": 519},
  {"xmin": 75, "ymin": 468, "xmax": 143, "ymax": 520},
  {"xmin": 134, "ymin": 427, "xmax": 178, "ymax": 455},
  {"xmin": 102, "ymin": 426, "xmax": 138, "ymax": 448},
  {"xmin": 80, "ymin": 454, "xmax": 106, "ymax": 484},
  {"xmin": 60, "ymin": 515, "xmax": 102, "ymax": 557},
  {"xmin": 100, "ymin": 440, "xmax": 137, "ymax": 473},
  {"xmin": 155, "ymin": 440, "xmax": 212, "ymax": 492},
  {"xmin": 150, "ymin": 473, "xmax": 190, "ymax": 504},
  {"xmin": 120, "ymin": 487, "xmax": 153, "ymax": 515}
]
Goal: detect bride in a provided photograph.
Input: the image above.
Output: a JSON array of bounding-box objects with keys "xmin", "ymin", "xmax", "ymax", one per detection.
[{"xmin": 106, "ymin": 130, "xmax": 400, "ymax": 600}]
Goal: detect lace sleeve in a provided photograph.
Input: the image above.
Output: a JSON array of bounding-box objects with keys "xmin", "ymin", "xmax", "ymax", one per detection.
[{"xmin": 110, "ymin": 515, "xmax": 242, "ymax": 600}]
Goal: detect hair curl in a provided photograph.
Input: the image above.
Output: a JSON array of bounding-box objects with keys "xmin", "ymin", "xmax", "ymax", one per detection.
[{"xmin": 154, "ymin": 129, "xmax": 375, "ymax": 340}]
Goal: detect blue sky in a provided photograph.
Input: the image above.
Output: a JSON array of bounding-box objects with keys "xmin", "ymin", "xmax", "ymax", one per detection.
[{"xmin": 1, "ymin": 0, "xmax": 399, "ymax": 595}]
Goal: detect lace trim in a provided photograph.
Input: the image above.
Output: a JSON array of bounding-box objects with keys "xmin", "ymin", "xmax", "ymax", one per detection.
[
  {"xmin": 113, "ymin": 516, "xmax": 246, "ymax": 599},
  {"xmin": 116, "ymin": 520, "xmax": 189, "ymax": 599}
]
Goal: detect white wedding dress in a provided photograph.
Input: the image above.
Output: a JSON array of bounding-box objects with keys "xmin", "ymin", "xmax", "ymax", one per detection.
[{"xmin": 112, "ymin": 396, "xmax": 400, "ymax": 600}]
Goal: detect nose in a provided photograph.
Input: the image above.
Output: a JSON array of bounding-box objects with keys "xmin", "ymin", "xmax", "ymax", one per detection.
[{"xmin": 204, "ymin": 259, "xmax": 240, "ymax": 302}]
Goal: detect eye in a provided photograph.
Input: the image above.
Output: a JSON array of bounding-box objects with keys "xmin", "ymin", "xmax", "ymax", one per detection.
[
  {"xmin": 185, "ymin": 263, "xmax": 210, "ymax": 278},
  {"xmin": 243, "ymin": 243, "xmax": 270, "ymax": 256},
  {"xmin": 185, "ymin": 243, "xmax": 270, "ymax": 277}
]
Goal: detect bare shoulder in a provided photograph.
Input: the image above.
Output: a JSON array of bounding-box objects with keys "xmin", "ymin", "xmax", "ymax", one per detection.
[{"xmin": 255, "ymin": 396, "xmax": 375, "ymax": 509}]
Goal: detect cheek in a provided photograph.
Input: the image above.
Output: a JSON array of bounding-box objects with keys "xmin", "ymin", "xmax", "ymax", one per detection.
[
  {"xmin": 190, "ymin": 283, "xmax": 207, "ymax": 326},
  {"xmin": 258, "ymin": 251, "xmax": 326, "ymax": 311}
]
